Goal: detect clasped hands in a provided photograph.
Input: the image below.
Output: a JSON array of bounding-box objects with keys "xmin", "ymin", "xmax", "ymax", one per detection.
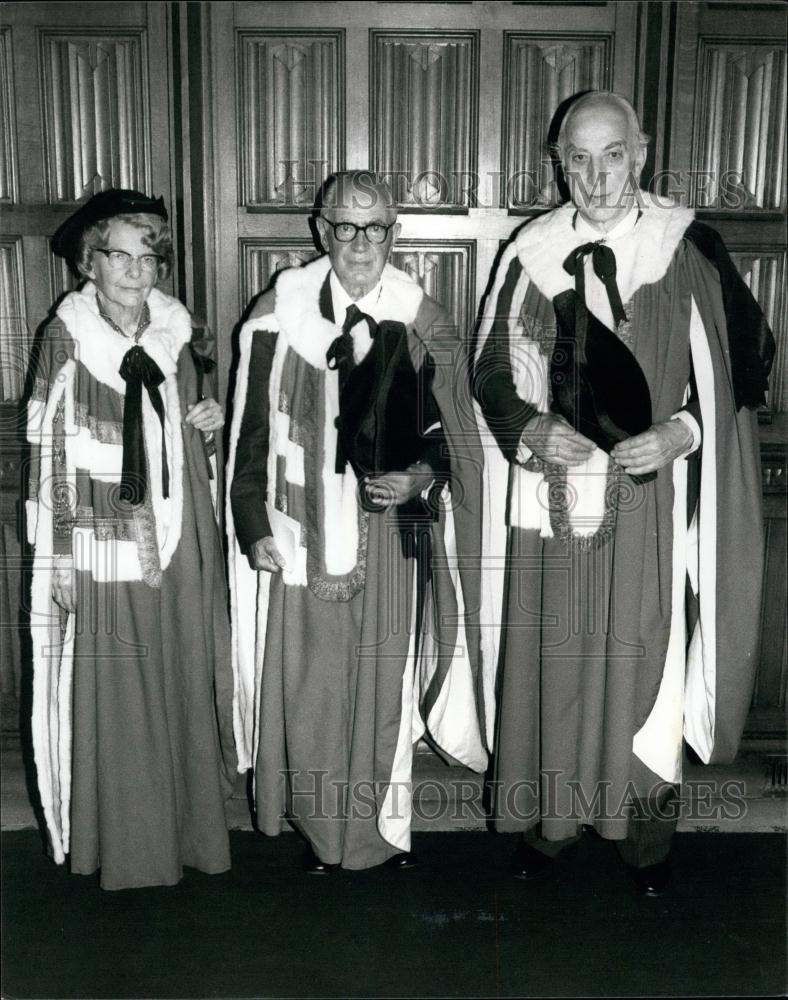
[
  {"xmin": 519, "ymin": 413, "xmax": 693, "ymax": 475},
  {"xmin": 249, "ymin": 461, "xmax": 434, "ymax": 573}
]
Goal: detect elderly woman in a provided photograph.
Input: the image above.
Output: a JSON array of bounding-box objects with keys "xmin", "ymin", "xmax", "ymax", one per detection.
[{"xmin": 27, "ymin": 189, "xmax": 236, "ymax": 890}]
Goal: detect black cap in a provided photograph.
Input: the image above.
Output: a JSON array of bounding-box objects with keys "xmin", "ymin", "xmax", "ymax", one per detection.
[{"xmin": 53, "ymin": 189, "xmax": 168, "ymax": 262}]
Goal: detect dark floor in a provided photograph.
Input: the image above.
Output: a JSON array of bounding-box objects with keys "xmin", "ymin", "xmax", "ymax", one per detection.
[{"xmin": 2, "ymin": 829, "xmax": 786, "ymax": 1000}]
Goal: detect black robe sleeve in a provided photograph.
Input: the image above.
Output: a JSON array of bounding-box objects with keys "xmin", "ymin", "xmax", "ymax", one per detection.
[
  {"xmin": 230, "ymin": 329, "xmax": 278, "ymax": 552},
  {"xmin": 684, "ymin": 222, "xmax": 775, "ymax": 410},
  {"xmin": 472, "ymin": 257, "xmax": 538, "ymax": 463}
]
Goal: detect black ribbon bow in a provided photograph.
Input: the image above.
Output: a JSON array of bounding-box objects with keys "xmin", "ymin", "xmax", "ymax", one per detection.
[
  {"xmin": 326, "ymin": 304, "xmax": 378, "ymax": 387},
  {"xmin": 119, "ymin": 346, "xmax": 169, "ymax": 506},
  {"xmin": 326, "ymin": 304, "xmax": 378, "ymax": 474},
  {"xmin": 563, "ymin": 241, "xmax": 627, "ymax": 328}
]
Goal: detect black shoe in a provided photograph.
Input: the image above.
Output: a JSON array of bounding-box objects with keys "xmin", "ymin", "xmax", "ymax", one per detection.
[
  {"xmin": 302, "ymin": 846, "xmax": 340, "ymax": 875},
  {"xmin": 512, "ymin": 842, "xmax": 554, "ymax": 881},
  {"xmin": 628, "ymin": 859, "xmax": 670, "ymax": 897},
  {"xmin": 385, "ymin": 852, "xmax": 418, "ymax": 870}
]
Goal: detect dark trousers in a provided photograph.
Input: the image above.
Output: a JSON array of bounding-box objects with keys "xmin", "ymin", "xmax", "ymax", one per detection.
[{"xmin": 524, "ymin": 786, "xmax": 679, "ymax": 868}]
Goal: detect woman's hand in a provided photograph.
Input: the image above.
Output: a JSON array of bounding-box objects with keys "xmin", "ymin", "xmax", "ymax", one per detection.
[
  {"xmin": 185, "ymin": 398, "xmax": 224, "ymax": 434},
  {"xmin": 52, "ymin": 557, "xmax": 76, "ymax": 613}
]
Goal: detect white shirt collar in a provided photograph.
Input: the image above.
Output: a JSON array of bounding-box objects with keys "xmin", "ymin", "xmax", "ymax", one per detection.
[
  {"xmin": 573, "ymin": 203, "xmax": 641, "ymax": 243},
  {"xmin": 329, "ymin": 270, "xmax": 384, "ymax": 322}
]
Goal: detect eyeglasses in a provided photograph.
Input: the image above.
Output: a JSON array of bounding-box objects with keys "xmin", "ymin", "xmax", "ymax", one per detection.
[
  {"xmin": 321, "ymin": 219, "xmax": 396, "ymax": 245},
  {"xmin": 91, "ymin": 248, "xmax": 162, "ymax": 272}
]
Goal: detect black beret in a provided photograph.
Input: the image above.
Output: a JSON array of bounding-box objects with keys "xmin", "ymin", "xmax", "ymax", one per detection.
[{"xmin": 52, "ymin": 189, "xmax": 168, "ymax": 261}]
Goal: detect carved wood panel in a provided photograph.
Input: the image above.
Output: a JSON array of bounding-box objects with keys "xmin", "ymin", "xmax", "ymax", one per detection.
[
  {"xmin": 239, "ymin": 239, "xmax": 320, "ymax": 307},
  {"xmin": 39, "ymin": 29, "xmax": 150, "ymax": 202},
  {"xmin": 47, "ymin": 241, "xmax": 79, "ymax": 306},
  {"xmin": 239, "ymin": 240, "xmax": 474, "ymax": 335},
  {"xmin": 237, "ymin": 31, "xmax": 344, "ymax": 208},
  {"xmin": 370, "ymin": 31, "xmax": 478, "ymax": 208},
  {"xmin": 0, "ymin": 238, "xmax": 27, "ymax": 403},
  {"xmin": 391, "ymin": 242, "xmax": 475, "ymax": 333},
  {"xmin": 502, "ymin": 34, "xmax": 612, "ymax": 209},
  {"xmin": 692, "ymin": 40, "xmax": 786, "ymax": 210},
  {"xmin": 0, "ymin": 28, "xmax": 17, "ymax": 204}
]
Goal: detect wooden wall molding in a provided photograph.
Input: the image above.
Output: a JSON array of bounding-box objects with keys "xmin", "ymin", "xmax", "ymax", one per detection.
[
  {"xmin": 236, "ymin": 29, "xmax": 345, "ymax": 209},
  {"xmin": 38, "ymin": 28, "xmax": 151, "ymax": 202},
  {"xmin": 692, "ymin": 38, "xmax": 787, "ymax": 210},
  {"xmin": 0, "ymin": 28, "xmax": 18, "ymax": 205},
  {"xmin": 391, "ymin": 240, "xmax": 476, "ymax": 333},
  {"xmin": 0, "ymin": 237, "xmax": 27, "ymax": 403},
  {"xmin": 239, "ymin": 238, "xmax": 319, "ymax": 308},
  {"xmin": 370, "ymin": 30, "xmax": 479, "ymax": 209}
]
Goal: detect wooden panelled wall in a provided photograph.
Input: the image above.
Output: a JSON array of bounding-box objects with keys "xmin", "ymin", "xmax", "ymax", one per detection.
[{"xmin": 0, "ymin": 1, "xmax": 786, "ymax": 737}]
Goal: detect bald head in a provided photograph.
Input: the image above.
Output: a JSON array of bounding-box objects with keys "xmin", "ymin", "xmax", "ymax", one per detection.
[
  {"xmin": 555, "ymin": 91, "xmax": 648, "ymax": 167},
  {"xmin": 555, "ymin": 91, "xmax": 649, "ymax": 232}
]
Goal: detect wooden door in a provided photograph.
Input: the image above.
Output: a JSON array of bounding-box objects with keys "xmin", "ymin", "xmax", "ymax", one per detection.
[{"xmin": 204, "ymin": 0, "xmax": 639, "ymax": 401}]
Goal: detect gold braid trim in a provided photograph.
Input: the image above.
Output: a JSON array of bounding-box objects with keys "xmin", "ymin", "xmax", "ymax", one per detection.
[{"xmin": 543, "ymin": 456, "xmax": 622, "ymax": 551}]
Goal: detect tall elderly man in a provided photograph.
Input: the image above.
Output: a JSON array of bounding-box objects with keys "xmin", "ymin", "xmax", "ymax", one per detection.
[
  {"xmin": 227, "ymin": 171, "xmax": 492, "ymax": 872},
  {"xmin": 474, "ymin": 92, "xmax": 774, "ymax": 893}
]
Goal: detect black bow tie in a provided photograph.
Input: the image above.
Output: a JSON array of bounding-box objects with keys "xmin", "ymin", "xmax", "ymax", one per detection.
[
  {"xmin": 119, "ymin": 346, "xmax": 169, "ymax": 506},
  {"xmin": 563, "ymin": 241, "xmax": 627, "ymax": 328}
]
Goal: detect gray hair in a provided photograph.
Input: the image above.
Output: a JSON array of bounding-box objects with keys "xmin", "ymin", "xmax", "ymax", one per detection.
[
  {"xmin": 319, "ymin": 170, "xmax": 397, "ymax": 219},
  {"xmin": 553, "ymin": 91, "xmax": 650, "ymax": 164},
  {"xmin": 76, "ymin": 212, "xmax": 173, "ymax": 282}
]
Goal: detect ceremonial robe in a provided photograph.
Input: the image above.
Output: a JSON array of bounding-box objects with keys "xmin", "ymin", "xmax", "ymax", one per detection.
[
  {"xmin": 227, "ymin": 256, "xmax": 494, "ymax": 868},
  {"xmin": 473, "ymin": 195, "xmax": 772, "ymax": 843},
  {"xmin": 27, "ymin": 282, "xmax": 236, "ymax": 889}
]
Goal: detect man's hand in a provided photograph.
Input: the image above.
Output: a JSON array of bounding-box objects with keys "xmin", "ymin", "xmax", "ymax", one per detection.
[
  {"xmin": 52, "ymin": 557, "xmax": 76, "ymax": 613},
  {"xmin": 248, "ymin": 536, "xmax": 286, "ymax": 573},
  {"xmin": 185, "ymin": 398, "xmax": 224, "ymax": 434},
  {"xmin": 519, "ymin": 413, "xmax": 596, "ymax": 467},
  {"xmin": 611, "ymin": 419, "xmax": 694, "ymax": 475},
  {"xmin": 364, "ymin": 462, "xmax": 434, "ymax": 508}
]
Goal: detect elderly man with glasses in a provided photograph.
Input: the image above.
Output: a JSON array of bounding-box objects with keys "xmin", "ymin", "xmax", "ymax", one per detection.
[{"xmin": 227, "ymin": 171, "xmax": 491, "ymax": 873}]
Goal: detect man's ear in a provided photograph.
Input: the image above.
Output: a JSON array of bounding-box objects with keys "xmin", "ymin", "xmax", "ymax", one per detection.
[
  {"xmin": 633, "ymin": 145, "xmax": 647, "ymax": 181},
  {"xmin": 391, "ymin": 221, "xmax": 402, "ymax": 246},
  {"xmin": 315, "ymin": 217, "xmax": 329, "ymax": 252}
]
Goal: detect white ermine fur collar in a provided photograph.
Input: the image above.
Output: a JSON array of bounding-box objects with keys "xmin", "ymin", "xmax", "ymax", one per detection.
[
  {"xmin": 273, "ymin": 256, "xmax": 424, "ymax": 369},
  {"xmin": 515, "ymin": 193, "xmax": 695, "ymax": 306},
  {"xmin": 56, "ymin": 281, "xmax": 192, "ymax": 391}
]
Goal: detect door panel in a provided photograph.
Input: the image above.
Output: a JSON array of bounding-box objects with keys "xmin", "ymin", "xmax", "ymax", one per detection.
[
  {"xmin": 0, "ymin": 1, "xmax": 173, "ymax": 376},
  {"xmin": 208, "ymin": 0, "xmax": 637, "ymax": 405}
]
